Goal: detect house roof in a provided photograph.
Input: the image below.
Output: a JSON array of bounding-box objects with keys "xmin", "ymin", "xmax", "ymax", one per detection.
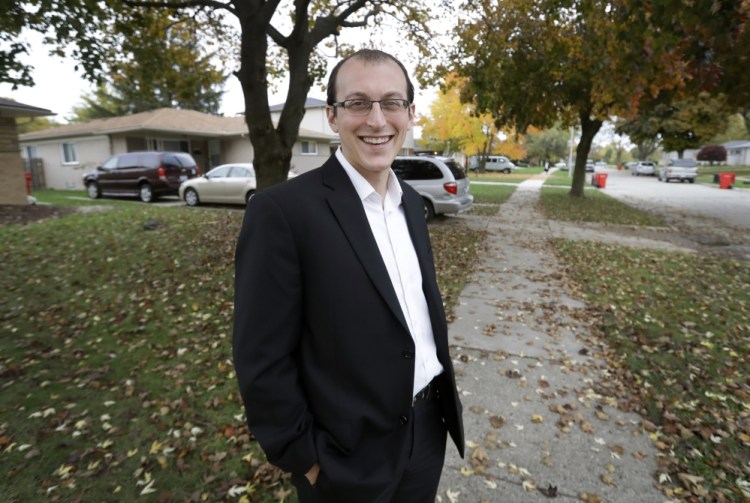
[
  {"xmin": 723, "ymin": 140, "xmax": 750, "ymax": 149},
  {"xmin": 19, "ymin": 107, "xmax": 337, "ymax": 142},
  {"xmin": 0, "ymin": 98, "xmax": 54, "ymax": 118},
  {"xmin": 269, "ymin": 97, "xmax": 327, "ymax": 112}
]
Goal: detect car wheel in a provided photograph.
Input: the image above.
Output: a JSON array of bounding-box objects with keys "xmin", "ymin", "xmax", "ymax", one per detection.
[
  {"xmin": 688, "ymin": 178, "xmax": 695, "ymax": 183},
  {"xmin": 245, "ymin": 190, "xmax": 255, "ymax": 204},
  {"xmin": 86, "ymin": 182, "xmax": 100, "ymax": 199},
  {"xmin": 423, "ymin": 198, "xmax": 435, "ymax": 222},
  {"xmin": 139, "ymin": 183, "xmax": 154, "ymax": 203},
  {"xmin": 184, "ymin": 188, "xmax": 200, "ymax": 206},
  {"xmin": 503, "ymin": 168, "xmax": 510, "ymax": 174}
]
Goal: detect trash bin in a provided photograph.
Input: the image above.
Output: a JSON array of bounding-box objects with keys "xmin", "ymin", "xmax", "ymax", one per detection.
[
  {"xmin": 719, "ymin": 172, "xmax": 735, "ymax": 189},
  {"xmin": 24, "ymin": 172, "xmax": 32, "ymax": 195},
  {"xmin": 594, "ymin": 173, "xmax": 608, "ymax": 189}
]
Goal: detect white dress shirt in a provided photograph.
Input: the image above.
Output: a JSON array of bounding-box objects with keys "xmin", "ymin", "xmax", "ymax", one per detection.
[{"xmin": 336, "ymin": 149, "xmax": 444, "ymax": 396}]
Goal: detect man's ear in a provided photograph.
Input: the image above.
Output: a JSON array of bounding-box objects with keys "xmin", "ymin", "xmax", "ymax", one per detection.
[
  {"xmin": 407, "ymin": 103, "xmax": 416, "ymax": 130},
  {"xmin": 326, "ymin": 106, "xmax": 339, "ymax": 133}
]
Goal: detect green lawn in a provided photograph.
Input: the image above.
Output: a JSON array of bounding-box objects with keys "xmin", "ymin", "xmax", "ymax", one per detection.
[
  {"xmin": 696, "ymin": 165, "xmax": 750, "ymax": 186},
  {"xmin": 0, "ymin": 203, "xmax": 485, "ymax": 502},
  {"xmin": 468, "ymin": 166, "xmax": 544, "ymax": 184},
  {"xmin": 539, "ymin": 188, "xmax": 668, "ymax": 227}
]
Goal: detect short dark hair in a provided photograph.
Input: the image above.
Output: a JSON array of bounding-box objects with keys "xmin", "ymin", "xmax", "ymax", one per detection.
[{"xmin": 326, "ymin": 49, "xmax": 415, "ymax": 106}]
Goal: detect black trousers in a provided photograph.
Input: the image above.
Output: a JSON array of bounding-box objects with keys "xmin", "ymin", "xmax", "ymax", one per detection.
[{"xmin": 294, "ymin": 395, "xmax": 448, "ymax": 503}]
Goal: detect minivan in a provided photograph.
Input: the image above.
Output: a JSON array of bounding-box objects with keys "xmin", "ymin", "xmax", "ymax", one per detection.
[
  {"xmin": 469, "ymin": 155, "xmax": 517, "ymax": 173},
  {"xmin": 391, "ymin": 156, "xmax": 473, "ymax": 221},
  {"xmin": 84, "ymin": 151, "xmax": 200, "ymax": 202}
]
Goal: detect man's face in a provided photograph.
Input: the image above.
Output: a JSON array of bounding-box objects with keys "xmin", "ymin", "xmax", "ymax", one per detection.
[{"xmin": 327, "ymin": 58, "xmax": 414, "ymax": 181}]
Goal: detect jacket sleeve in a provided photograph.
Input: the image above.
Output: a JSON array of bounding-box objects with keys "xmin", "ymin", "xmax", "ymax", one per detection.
[{"xmin": 232, "ymin": 191, "xmax": 317, "ymax": 474}]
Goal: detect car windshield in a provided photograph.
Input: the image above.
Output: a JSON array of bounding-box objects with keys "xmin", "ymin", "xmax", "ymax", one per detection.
[
  {"xmin": 669, "ymin": 159, "xmax": 697, "ymax": 167},
  {"xmin": 444, "ymin": 160, "xmax": 467, "ymax": 179}
]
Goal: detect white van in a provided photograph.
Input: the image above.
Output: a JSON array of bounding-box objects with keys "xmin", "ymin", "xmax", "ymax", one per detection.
[{"xmin": 469, "ymin": 155, "xmax": 517, "ymax": 173}]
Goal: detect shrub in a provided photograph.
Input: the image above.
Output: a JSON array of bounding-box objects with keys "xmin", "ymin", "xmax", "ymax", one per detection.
[{"xmin": 697, "ymin": 144, "xmax": 727, "ymax": 164}]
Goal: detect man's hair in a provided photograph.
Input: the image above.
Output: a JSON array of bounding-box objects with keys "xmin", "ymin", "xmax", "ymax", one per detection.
[{"xmin": 326, "ymin": 49, "xmax": 415, "ymax": 106}]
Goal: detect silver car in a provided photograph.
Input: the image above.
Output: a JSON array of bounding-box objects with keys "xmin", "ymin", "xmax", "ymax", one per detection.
[
  {"xmin": 179, "ymin": 163, "xmax": 256, "ymax": 206},
  {"xmin": 391, "ymin": 156, "xmax": 473, "ymax": 221},
  {"xmin": 659, "ymin": 159, "xmax": 698, "ymax": 183},
  {"xmin": 632, "ymin": 161, "xmax": 656, "ymax": 176}
]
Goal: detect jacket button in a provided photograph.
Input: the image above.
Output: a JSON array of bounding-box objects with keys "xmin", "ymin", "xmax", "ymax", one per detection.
[
  {"xmin": 402, "ymin": 351, "xmax": 414, "ymax": 359},
  {"xmin": 400, "ymin": 415, "xmax": 409, "ymax": 425}
]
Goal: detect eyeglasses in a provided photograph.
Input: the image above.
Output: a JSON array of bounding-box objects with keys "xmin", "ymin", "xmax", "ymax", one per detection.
[{"xmin": 333, "ymin": 99, "xmax": 411, "ymax": 115}]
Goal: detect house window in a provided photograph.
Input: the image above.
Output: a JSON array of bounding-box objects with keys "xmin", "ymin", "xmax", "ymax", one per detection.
[
  {"xmin": 62, "ymin": 143, "xmax": 78, "ymax": 164},
  {"xmin": 301, "ymin": 141, "xmax": 318, "ymax": 155}
]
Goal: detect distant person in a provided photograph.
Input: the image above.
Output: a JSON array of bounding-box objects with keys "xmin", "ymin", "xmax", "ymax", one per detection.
[
  {"xmin": 544, "ymin": 160, "xmax": 550, "ymax": 173},
  {"xmin": 232, "ymin": 49, "xmax": 465, "ymax": 502}
]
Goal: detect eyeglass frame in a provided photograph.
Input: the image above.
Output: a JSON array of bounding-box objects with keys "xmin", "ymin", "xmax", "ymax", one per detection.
[{"xmin": 331, "ymin": 98, "xmax": 412, "ymax": 115}]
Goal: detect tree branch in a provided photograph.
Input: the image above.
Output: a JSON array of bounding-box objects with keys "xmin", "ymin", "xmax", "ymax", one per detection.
[{"xmin": 122, "ymin": 0, "xmax": 236, "ymax": 16}]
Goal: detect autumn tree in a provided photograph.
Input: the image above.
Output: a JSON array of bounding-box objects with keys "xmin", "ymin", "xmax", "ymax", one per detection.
[
  {"xmin": 418, "ymin": 73, "xmax": 524, "ymax": 162},
  {"xmin": 4, "ymin": 0, "xmax": 436, "ymax": 189},
  {"xmin": 437, "ymin": 0, "xmax": 684, "ymax": 197}
]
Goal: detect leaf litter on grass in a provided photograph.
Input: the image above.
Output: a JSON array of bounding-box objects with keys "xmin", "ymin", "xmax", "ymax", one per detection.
[{"xmin": 552, "ymin": 239, "xmax": 750, "ymax": 501}]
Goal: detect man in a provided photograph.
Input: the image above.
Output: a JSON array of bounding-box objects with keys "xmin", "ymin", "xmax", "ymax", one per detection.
[{"xmin": 233, "ymin": 49, "xmax": 464, "ymax": 502}]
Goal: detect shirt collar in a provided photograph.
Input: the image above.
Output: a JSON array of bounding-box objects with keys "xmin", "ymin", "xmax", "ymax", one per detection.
[{"xmin": 336, "ymin": 148, "xmax": 403, "ymax": 208}]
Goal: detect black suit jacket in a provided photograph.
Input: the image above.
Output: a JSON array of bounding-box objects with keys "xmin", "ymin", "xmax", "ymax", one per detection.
[{"xmin": 233, "ymin": 155, "xmax": 464, "ymax": 501}]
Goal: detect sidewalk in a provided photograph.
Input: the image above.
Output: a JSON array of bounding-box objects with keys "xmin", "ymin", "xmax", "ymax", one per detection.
[{"xmin": 436, "ymin": 179, "xmax": 667, "ymax": 502}]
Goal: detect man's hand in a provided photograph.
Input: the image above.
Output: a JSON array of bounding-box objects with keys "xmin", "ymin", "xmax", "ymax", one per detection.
[{"xmin": 305, "ymin": 463, "xmax": 320, "ymax": 486}]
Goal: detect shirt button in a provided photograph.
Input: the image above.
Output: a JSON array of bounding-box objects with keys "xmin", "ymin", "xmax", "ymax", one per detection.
[
  {"xmin": 402, "ymin": 351, "xmax": 414, "ymax": 359},
  {"xmin": 400, "ymin": 416, "xmax": 409, "ymax": 425}
]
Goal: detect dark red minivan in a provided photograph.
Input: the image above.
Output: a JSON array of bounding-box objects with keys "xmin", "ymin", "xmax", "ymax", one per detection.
[{"xmin": 84, "ymin": 151, "xmax": 199, "ymax": 203}]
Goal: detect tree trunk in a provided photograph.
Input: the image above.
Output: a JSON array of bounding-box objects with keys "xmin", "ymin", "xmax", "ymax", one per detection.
[
  {"xmin": 569, "ymin": 112, "xmax": 602, "ymax": 198},
  {"xmin": 235, "ymin": 1, "xmax": 313, "ymax": 192}
]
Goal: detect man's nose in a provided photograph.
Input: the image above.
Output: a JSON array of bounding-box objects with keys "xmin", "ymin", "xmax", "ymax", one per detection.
[{"xmin": 365, "ymin": 102, "xmax": 388, "ymax": 126}]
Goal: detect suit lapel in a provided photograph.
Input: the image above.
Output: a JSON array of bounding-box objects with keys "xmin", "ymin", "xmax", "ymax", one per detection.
[{"xmin": 321, "ymin": 158, "xmax": 411, "ymax": 333}]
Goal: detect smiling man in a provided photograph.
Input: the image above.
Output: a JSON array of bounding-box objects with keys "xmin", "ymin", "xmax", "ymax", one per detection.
[{"xmin": 233, "ymin": 49, "xmax": 464, "ymax": 502}]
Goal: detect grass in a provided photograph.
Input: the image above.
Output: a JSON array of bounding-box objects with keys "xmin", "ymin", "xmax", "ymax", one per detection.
[
  {"xmin": 469, "ymin": 183, "xmax": 517, "ymax": 205},
  {"xmin": 31, "ymin": 189, "xmax": 141, "ymax": 207},
  {"xmin": 695, "ymin": 165, "xmax": 750, "ymax": 186},
  {"xmin": 539, "ymin": 188, "xmax": 668, "ymax": 227},
  {"xmin": 0, "ymin": 202, "xmax": 485, "ymax": 502},
  {"xmin": 468, "ymin": 166, "xmax": 544, "ymax": 184},
  {"xmin": 551, "ymin": 240, "xmax": 750, "ymax": 501}
]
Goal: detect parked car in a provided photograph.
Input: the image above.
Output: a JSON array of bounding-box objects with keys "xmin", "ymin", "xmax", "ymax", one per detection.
[
  {"xmin": 632, "ymin": 161, "xmax": 656, "ymax": 176},
  {"xmin": 658, "ymin": 159, "xmax": 698, "ymax": 183},
  {"xmin": 554, "ymin": 161, "xmax": 568, "ymax": 170},
  {"xmin": 469, "ymin": 155, "xmax": 517, "ymax": 173},
  {"xmin": 391, "ymin": 156, "xmax": 473, "ymax": 221},
  {"xmin": 585, "ymin": 160, "xmax": 595, "ymax": 172},
  {"xmin": 624, "ymin": 161, "xmax": 638, "ymax": 170},
  {"xmin": 594, "ymin": 161, "xmax": 607, "ymax": 168},
  {"xmin": 84, "ymin": 151, "xmax": 200, "ymax": 203},
  {"xmin": 179, "ymin": 163, "xmax": 256, "ymax": 206}
]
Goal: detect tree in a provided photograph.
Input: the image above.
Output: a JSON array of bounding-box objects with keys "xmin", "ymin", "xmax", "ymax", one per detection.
[
  {"xmin": 5, "ymin": 1, "xmax": 436, "ymax": 189},
  {"xmin": 418, "ymin": 73, "xmax": 524, "ymax": 161},
  {"xmin": 441, "ymin": 0, "xmax": 685, "ymax": 197},
  {"xmin": 70, "ymin": 8, "xmax": 226, "ymax": 120},
  {"xmin": 653, "ymin": 92, "xmax": 729, "ymax": 158},
  {"xmin": 697, "ymin": 144, "xmax": 727, "ymax": 165},
  {"xmin": 524, "ymin": 126, "xmax": 568, "ymax": 165},
  {"xmin": 615, "ymin": 115, "xmax": 661, "ymax": 161}
]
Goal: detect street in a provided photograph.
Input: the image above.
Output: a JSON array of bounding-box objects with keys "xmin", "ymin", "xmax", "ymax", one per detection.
[{"xmin": 594, "ymin": 167, "xmax": 750, "ymax": 232}]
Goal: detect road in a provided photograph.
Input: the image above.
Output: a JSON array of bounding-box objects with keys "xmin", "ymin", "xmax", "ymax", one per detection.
[{"xmin": 594, "ymin": 167, "xmax": 750, "ymax": 232}]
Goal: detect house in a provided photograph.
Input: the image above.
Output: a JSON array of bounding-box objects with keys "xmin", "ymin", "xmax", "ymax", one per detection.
[
  {"xmin": 19, "ymin": 107, "xmax": 339, "ymax": 191},
  {"xmin": 0, "ymin": 98, "xmax": 53, "ymax": 204},
  {"xmin": 269, "ymin": 97, "xmax": 416, "ymax": 155},
  {"xmin": 723, "ymin": 140, "xmax": 750, "ymax": 166}
]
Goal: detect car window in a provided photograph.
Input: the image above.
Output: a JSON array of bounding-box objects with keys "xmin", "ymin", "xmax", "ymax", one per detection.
[
  {"xmin": 161, "ymin": 153, "xmax": 180, "ymax": 169},
  {"xmin": 208, "ymin": 166, "xmax": 232, "ymax": 178},
  {"xmin": 117, "ymin": 153, "xmax": 141, "ymax": 170},
  {"xmin": 101, "ymin": 156, "xmax": 118, "ymax": 170},
  {"xmin": 444, "ymin": 160, "xmax": 467, "ymax": 180},
  {"xmin": 392, "ymin": 160, "xmax": 443, "ymax": 180},
  {"xmin": 174, "ymin": 153, "xmax": 196, "ymax": 167},
  {"xmin": 230, "ymin": 166, "xmax": 254, "ymax": 178}
]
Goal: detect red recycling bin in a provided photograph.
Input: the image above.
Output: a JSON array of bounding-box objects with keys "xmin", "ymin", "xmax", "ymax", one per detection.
[
  {"xmin": 719, "ymin": 172, "xmax": 735, "ymax": 189},
  {"xmin": 594, "ymin": 173, "xmax": 608, "ymax": 189},
  {"xmin": 24, "ymin": 172, "xmax": 32, "ymax": 195}
]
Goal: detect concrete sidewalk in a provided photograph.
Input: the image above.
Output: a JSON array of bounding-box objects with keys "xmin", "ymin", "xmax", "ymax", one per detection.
[{"xmin": 436, "ymin": 180, "xmax": 667, "ymax": 502}]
